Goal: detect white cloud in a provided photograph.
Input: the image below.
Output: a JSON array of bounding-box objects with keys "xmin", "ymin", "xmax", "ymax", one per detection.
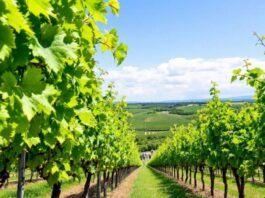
[{"xmin": 103, "ymin": 57, "xmax": 265, "ymax": 102}]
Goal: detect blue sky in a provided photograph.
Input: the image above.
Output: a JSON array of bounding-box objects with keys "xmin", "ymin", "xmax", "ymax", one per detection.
[{"xmin": 97, "ymin": 1, "xmax": 265, "ymax": 101}]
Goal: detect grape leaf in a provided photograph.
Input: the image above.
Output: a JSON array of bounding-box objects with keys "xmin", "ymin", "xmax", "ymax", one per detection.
[
  {"xmin": 4, "ymin": 0, "xmax": 34, "ymax": 36},
  {"xmin": 0, "ymin": 105, "xmax": 9, "ymax": 120},
  {"xmin": 24, "ymin": 137, "xmax": 40, "ymax": 148},
  {"xmin": 31, "ymin": 31, "xmax": 77, "ymax": 73},
  {"xmin": 20, "ymin": 94, "xmax": 36, "ymax": 121},
  {"xmin": 26, "ymin": 0, "xmax": 56, "ymax": 19},
  {"xmin": 109, "ymin": 0, "xmax": 120, "ymax": 15},
  {"xmin": 100, "ymin": 29, "xmax": 118, "ymax": 52},
  {"xmin": 75, "ymin": 108, "xmax": 97, "ymax": 127},
  {"xmin": 0, "ymin": 72, "xmax": 17, "ymax": 94},
  {"xmin": 114, "ymin": 43, "xmax": 128, "ymax": 65},
  {"xmin": 44, "ymin": 133, "xmax": 57, "ymax": 148},
  {"xmin": 21, "ymin": 68, "xmax": 45, "ymax": 94},
  {"xmin": 86, "ymin": 0, "xmax": 107, "ymax": 24},
  {"xmin": 248, "ymin": 68, "xmax": 264, "ymax": 78},
  {"xmin": 32, "ymin": 93, "xmax": 54, "ymax": 115},
  {"xmin": 28, "ymin": 115, "xmax": 44, "ymax": 137},
  {"xmin": 0, "ymin": 25, "xmax": 15, "ymax": 61}
]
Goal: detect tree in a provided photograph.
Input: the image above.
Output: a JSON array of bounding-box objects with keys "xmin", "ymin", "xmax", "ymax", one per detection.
[
  {"xmin": 201, "ymin": 82, "xmax": 235, "ymax": 197},
  {"xmin": 0, "ymin": 1, "xmax": 142, "ymax": 198},
  {"xmin": 232, "ymin": 56, "xmax": 265, "ymax": 183},
  {"xmin": 229, "ymin": 104, "xmax": 259, "ymax": 198}
]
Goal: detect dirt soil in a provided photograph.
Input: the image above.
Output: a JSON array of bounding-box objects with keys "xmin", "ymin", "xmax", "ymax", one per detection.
[
  {"xmin": 60, "ymin": 169, "xmax": 139, "ymax": 198},
  {"xmin": 60, "ymin": 183, "xmax": 86, "ymax": 198},
  {"xmin": 108, "ymin": 169, "xmax": 140, "ymax": 198}
]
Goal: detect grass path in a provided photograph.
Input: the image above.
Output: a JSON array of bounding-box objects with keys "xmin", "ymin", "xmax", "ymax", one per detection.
[{"xmin": 130, "ymin": 166, "xmax": 199, "ymax": 198}]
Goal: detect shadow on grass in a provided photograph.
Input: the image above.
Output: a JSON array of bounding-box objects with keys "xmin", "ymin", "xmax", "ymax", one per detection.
[
  {"xmin": 213, "ymin": 174, "xmax": 265, "ymax": 189},
  {"xmin": 245, "ymin": 180, "xmax": 265, "ymax": 188},
  {"xmin": 149, "ymin": 168, "xmax": 200, "ymax": 198}
]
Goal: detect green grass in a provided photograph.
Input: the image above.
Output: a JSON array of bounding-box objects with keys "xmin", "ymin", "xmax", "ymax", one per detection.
[
  {"xmin": 171, "ymin": 105, "xmax": 203, "ymax": 115},
  {"xmin": 0, "ymin": 181, "xmax": 51, "ymax": 198},
  {"xmin": 202, "ymin": 173, "xmax": 265, "ymax": 198},
  {"xmin": 0, "ymin": 179, "xmax": 84, "ymax": 198},
  {"xmin": 130, "ymin": 166, "xmax": 200, "ymax": 198},
  {"xmin": 127, "ymin": 104, "xmax": 197, "ymax": 132},
  {"xmin": 129, "ymin": 111, "xmax": 194, "ymax": 131},
  {"xmin": 179, "ymin": 170, "xmax": 265, "ymax": 198}
]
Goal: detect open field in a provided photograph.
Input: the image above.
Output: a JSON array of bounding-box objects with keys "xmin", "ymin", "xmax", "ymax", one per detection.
[
  {"xmin": 130, "ymin": 111, "xmax": 195, "ymax": 131},
  {"xmin": 127, "ymin": 102, "xmax": 246, "ymax": 151},
  {"xmin": 130, "ymin": 166, "xmax": 199, "ymax": 198},
  {"xmin": 127, "ymin": 102, "xmax": 245, "ymax": 151},
  {"xmin": 127, "ymin": 103, "xmax": 199, "ymax": 151},
  {"xmin": 127, "ymin": 103, "xmax": 200, "ymax": 132}
]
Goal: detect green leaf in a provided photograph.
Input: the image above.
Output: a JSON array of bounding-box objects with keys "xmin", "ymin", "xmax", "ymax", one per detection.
[
  {"xmin": 27, "ymin": 155, "xmax": 44, "ymax": 169},
  {"xmin": 231, "ymin": 75, "xmax": 237, "ymax": 82},
  {"xmin": 86, "ymin": 0, "xmax": 107, "ymax": 24},
  {"xmin": 57, "ymin": 119, "xmax": 68, "ymax": 143},
  {"xmin": 59, "ymin": 171, "xmax": 69, "ymax": 180},
  {"xmin": 42, "ymin": 84, "xmax": 58, "ymax": 97},
  {"xmin": 0, "ymin": 125, "xmax": 14, "ymax": 140},
  {"xmin": 63, "ymin": 162, "xmax": 71, "ymax": 171},
  {"xmin": 32, "ymin": 93, "xmax": 54, "ymax": 115},
  {"xmin": 47, "ymin": 172, "xmax": 59, "ymax": 185},
  {"xmin": 114, "ymin": 43, "xmax": 128, "ymax": 65},
  {"xmin": 0, "ymin": 105, "xmax": 9, "ymax": 120},
  {"xmin": 28, "ymin": 115, "xmax": 44, "ymax": 137},
  {"xmin": 232, "ymin": 137, "xmax": 241, "ymax": 145},
  {"xmin": 15, "ymin": 116, "xmax": 29, "ymax": 135},
  {"xmin": 21, "ymin": 68, "xmax": 45, "ymax": 94},
  {"xmin": 26, "ymin": 0, "xmax": 56, "ymax": 19},
  {"xmin": 109, "ymin": 0, "xmax": 120, "ymax": 15},
  {"xmin": 232, "ymin": 68, "xmax": 242, "ymax": 75},
  {"xmin": 44, "ymin": 133, "xmax": 57, "ymax": 148},
  {"xmin": 0, "ymin": 1, "xmax": 5, "ymax": 16},
  {"xmin": 31, "ymin": 31, "xmax": 77, "ymax": 73},
  {"xmin": 0, "ymin": 25, "xmax": 15, "ymax": 61},
  {"xmin": 248, "ymin": 68, "xmax": 264, "ymax": 79},
  {"xmin": 67, "ymin": 96, "xmax": 78, "ymax": 108},
  {"xmin": 21, "ymin": 94, "xmax": 37, "ymax": 121},
  {"xmin": 39, "ymin": 24, "xmax": 59, "ymax": 47},
  {"xmin": 100, "ymin": 29, "xmax": 118, "ymax": 52},
  {"xmin": 5, "ymin": 0, "xmax": 34, "ymax": 36},
  {"xmin": 75, "ymin": 108, "xmax": 97, "ymax": 127},
  {"xmin": 24, "ymin": 137, "xmax": 40, "ymax": 148},
  {"xmin": 0, "ymin": 72, "xmax": 17, "ymax": 93},
  {"xmin": 12, "ymin": 33, "xmax": 30, "ymax": 67},
  {"xmin": 51, "ymin": 163, "xmax": 59, "ymax": 174}
]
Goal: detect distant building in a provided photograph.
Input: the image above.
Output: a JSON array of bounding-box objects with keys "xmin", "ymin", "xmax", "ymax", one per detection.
[{"xmin": 140, "ymin": 150, "xmax": 155, "ymax": 161}]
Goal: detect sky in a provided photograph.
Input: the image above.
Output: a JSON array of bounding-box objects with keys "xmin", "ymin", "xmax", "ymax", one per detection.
[{"xmin": 96, "ymin": 0, "xmax": 265, "ymax": 102}]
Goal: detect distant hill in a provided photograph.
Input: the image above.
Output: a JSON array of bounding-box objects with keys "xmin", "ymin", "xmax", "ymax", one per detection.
[
  {"xmin": 172, "ymin": 95, "xmax": 254, "ymax": 103},
  {"xmin": 221, "ymin": 95, "xmax": 254, "ymax": 102},
  {"xmin": 127, "ymin": 95, "xmax": 254, "ymax": 104}
]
